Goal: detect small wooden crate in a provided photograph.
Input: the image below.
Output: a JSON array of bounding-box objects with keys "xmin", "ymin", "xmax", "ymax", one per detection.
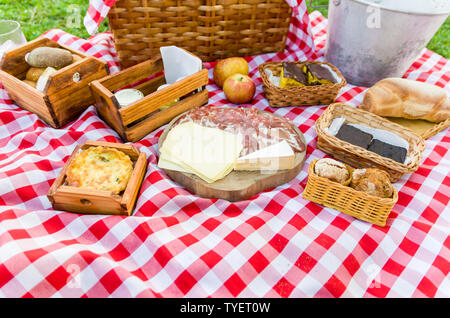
[
  {"xmin": 303, "ymin": 159, "xmax": 398, "ymax": 227},
  {"xmin": 315, "ymin": 103, "xmax": 425, "ymax": 182},
  {"xmin": 0, "ymin": 37, "xmax": 109, "ymax": 128},
  {"xmin": 259, "ymin": 61, "xmax": 346, "ymax": 107},
  {"xmin": 90, "ymin": 53, "xmax": 209, "ymax": 142},
  {"xmin": 47, "ymin": 140, "xmax": 147, "ymax": 216}
]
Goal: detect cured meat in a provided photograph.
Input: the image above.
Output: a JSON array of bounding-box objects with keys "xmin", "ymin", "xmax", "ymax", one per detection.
[{"xmin": 173, "ymin": 106, "xmax": 305, "ymax": 156}]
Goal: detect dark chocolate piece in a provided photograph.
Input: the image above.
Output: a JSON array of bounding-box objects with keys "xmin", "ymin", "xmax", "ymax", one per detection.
[
  {"xmin": 335, "ymin": 124, "xmax": 373, "ymax": 149},
  {"xmin": 282, "ymin": 62, "xmax": 308, "ymax": 85},
  {"xmin": 367, "ymin": 139, "xmax": 407, "ymax": 163},
  {"xmin": 306, "ymin": 63, "xmax": 337, "ymax": 83}
]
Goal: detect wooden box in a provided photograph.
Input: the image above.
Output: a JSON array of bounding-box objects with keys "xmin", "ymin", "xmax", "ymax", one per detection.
[
  {"xmin": 0, "ymin": 38, "xmax": 109, "ymax": 128},
  {"xmin": 47, "ymin": 140, "xmax": 147, "ymax": 216},
  {"xmin": 89, "ymin": 53, "xmax": 209, "ymax": 142}
]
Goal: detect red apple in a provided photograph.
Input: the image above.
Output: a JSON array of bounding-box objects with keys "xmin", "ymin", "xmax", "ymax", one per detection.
[
  {"xmin": 223, "ymin": 73, "xmax": 255, "ymax": 104},
  {"xmin": 213, "ymin": 57, "xmax": 249, "ymax": 88}
]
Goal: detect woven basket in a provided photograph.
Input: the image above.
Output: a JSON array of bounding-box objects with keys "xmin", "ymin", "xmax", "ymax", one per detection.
[
  {"xmin": 422, "ymin": 118, "xmax": 450, "ymax": 139},
  {"xmin": 303, "ymin": 159, "xmax": 398, "ymax": 227},
  {"xmin": 108, "ymin": 0, "xmax": 293, "ymax": 68},
  {"xmin": 315, "ymin": 103, "xmax": 425, "ymax": 182},
  {"xmin": 258, "ymin": 60, "xmax": 346, "ymax": 107}
]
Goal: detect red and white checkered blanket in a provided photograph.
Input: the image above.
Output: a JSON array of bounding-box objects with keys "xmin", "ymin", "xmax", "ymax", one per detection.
[{"xmin": 0, "ymin": 8, "xmax": 449, "ymax": 297}]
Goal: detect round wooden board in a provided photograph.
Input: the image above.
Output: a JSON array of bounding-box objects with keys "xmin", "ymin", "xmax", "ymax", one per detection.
[{"xmin": 158, "ymin": 108, "xmax": 307, "ymax": 201}]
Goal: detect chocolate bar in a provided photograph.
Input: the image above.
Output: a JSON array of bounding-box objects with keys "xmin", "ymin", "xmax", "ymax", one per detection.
[
  {"xmin": 305, "ymin": 63, "xmax": 337, "ymax": 85},
  {"xmin": 367, "ymin": 139, "xmax": 407, "ymax": 163},
  {"xmin": 335, "ymin": 124, "xmax": 373, "ymax": 149},
  {"xmin": 282, "ymin": 62, "xmax": 308, "ymax": 85}
]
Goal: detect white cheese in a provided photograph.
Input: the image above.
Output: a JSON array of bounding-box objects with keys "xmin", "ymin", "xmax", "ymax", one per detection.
[
  {"xmin": 158, "ymin": 122, "xmax": 243, "ymax": 183},
  {"xmin": 235, "ymin": 140, "xmax": 295, "ymax": 171},
  {"xmin": 114, "ymin": 89, "xmax": 144, "ymax": 107}
]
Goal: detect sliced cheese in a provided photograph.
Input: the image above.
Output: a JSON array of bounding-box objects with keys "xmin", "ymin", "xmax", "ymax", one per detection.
[
  {"xmin": 158, "ymin": 122, "xmax": 243, "ymax": 183},
  {"xmin": 235, "ymin": 140, "xmax": 295, "ymax": 171}
]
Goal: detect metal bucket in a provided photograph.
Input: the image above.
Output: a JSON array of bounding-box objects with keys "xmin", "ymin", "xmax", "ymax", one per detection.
[{"xmin": 324, "ymin": 0, "xmax": 450, "ymax": 87}]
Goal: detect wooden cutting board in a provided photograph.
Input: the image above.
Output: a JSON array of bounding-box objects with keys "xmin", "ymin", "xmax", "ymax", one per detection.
[
  {"xmin": 386, "ymin": 117, "xmax": 450, "ymax": 140},
  {"xmin": 158, "ymin": 109, "xmax": 307, "ymax": 202}
]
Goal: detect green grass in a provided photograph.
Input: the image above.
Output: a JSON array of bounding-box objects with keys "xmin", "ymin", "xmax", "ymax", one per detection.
[
  {"xmin": 0, "ymin": 0, "xmax": 448, "ymax": 58},
  {"xmin": 0, "ymin": 0, "xmax": 109, "ymax": 40}
]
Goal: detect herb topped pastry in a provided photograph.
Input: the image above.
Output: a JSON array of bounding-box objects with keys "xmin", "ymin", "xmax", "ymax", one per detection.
[{"xmin": 66, "ymin": 146, "xmax": 134, "ymax": 194}]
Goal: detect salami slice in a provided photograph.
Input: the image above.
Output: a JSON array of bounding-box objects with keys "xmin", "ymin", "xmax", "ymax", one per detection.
[{"xmin": 174, "ymin": 107, "xmax": 306, "ymax": 156}]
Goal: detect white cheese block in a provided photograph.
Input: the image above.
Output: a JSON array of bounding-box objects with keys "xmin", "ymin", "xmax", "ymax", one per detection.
[
  {"xmin": 235, "ymin": 140, "xmax": 295, "ymax": 171},
  {"xmin": 158, "ymin": 122, "xmax": 243, "ymax": 183},
  {"xmin": 114, "ymin": 89, "xmax": 144, "ymax": 107}
]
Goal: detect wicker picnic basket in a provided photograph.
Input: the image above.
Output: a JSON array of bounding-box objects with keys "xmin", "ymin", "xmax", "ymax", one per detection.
[
  {"xmin": 315, "ymin": 103, "xmax": 425, "ymax": 182},
  {"xmin": 108, "ymin": 0, "xmax": 293, "ymax": 68},
  {"xmin": 303, "ymin": 159, "xmax": 398, "ymax": 227},
  {"xmin": 258, "ymin": 60, "xmax": 347, "ymax": 107}
]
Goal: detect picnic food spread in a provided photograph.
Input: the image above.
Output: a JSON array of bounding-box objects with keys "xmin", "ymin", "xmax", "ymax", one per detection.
[{"xmin": 1, "ymin": 2, "xmax": 449, "ymax": 299}]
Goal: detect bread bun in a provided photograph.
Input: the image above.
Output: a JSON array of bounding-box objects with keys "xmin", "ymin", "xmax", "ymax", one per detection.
[
  {"xmin": 350, "ymin": 168, "xmax": 393, "ymax": 198},
  {"xmin": 314, "ymin": 158, "xmax": 350, "ymax": 184}
]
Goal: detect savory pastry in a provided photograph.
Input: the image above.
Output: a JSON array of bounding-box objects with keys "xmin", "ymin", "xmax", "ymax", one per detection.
[
  {"xmin": 350, "ymin": 168, "xmax": 393, "ymax": 198},
  {"xmin": 66, "ymin": 146, "xmax": 134, "ymax": 194},
  {"xmin": 360, "ymin": 78, "xmax": 450, "ymax": 123},
  {"xmin": 314, "ymin": 158, "xmax": 350, "ymax": 184}
]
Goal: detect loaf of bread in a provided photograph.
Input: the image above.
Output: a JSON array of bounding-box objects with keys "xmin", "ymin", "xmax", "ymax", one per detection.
[{"xmin": 360, "ymin": 78, "xmax": 450, "ymax": 123}]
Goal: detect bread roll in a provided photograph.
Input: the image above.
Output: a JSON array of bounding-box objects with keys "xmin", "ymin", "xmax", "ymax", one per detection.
[
  {"xmin": 26, "ymin": 47, "xmax": 73, "ymax": 69},
  {"xmin": 26, "ymin": 67, "xmax": 46, "ymax": 82},
  {"xmin": 314, "ymin": 158, "xmax": 350, "ymax": 184},
  {"xmin": 350, "ymin": 168, "xmax": 393, "ymax": 198},
  {"xmin": 360, "ymin": 78, "xmax": 449, "ymax": 123}
]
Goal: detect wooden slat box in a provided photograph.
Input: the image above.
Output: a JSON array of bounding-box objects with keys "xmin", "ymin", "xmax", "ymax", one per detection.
[
  {"xmin": 47, "ymin": 140, "xmax": 147, "ymax": 216},
  {"xmin": 0, "ymin": 38, "xmax": 109, "ymax": 128},
  {"xmin": 89, "ymin": 52, "xmax": 209, "ymax": 142}
]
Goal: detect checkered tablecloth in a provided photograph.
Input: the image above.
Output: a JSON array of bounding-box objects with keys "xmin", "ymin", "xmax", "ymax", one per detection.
[{"xmin": 1, "ymin": 9, "xmax": 449, "ymax": 298}]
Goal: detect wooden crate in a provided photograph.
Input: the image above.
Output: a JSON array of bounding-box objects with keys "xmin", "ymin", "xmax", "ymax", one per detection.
[
  {"xmin": 0, "ymin": 38, "xmax": 109, "ymax": 128},
  {"xmin": 47, "ymin": 140, "xmax": 147, "ymax": 216},
  {"xmin": 89, "ymin": 52, "xmax": 209, "ymax": 142}
]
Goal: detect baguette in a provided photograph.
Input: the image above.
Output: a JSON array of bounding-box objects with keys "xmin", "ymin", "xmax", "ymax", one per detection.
[{"xmin": 360, "ymin": 78, "xmax": 449, "ymax": 123}]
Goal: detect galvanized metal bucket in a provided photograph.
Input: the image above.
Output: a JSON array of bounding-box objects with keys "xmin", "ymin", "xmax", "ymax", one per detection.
[{"xmin": 323, "ymin": 0, "xmax": 450, "ymax": 86}]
